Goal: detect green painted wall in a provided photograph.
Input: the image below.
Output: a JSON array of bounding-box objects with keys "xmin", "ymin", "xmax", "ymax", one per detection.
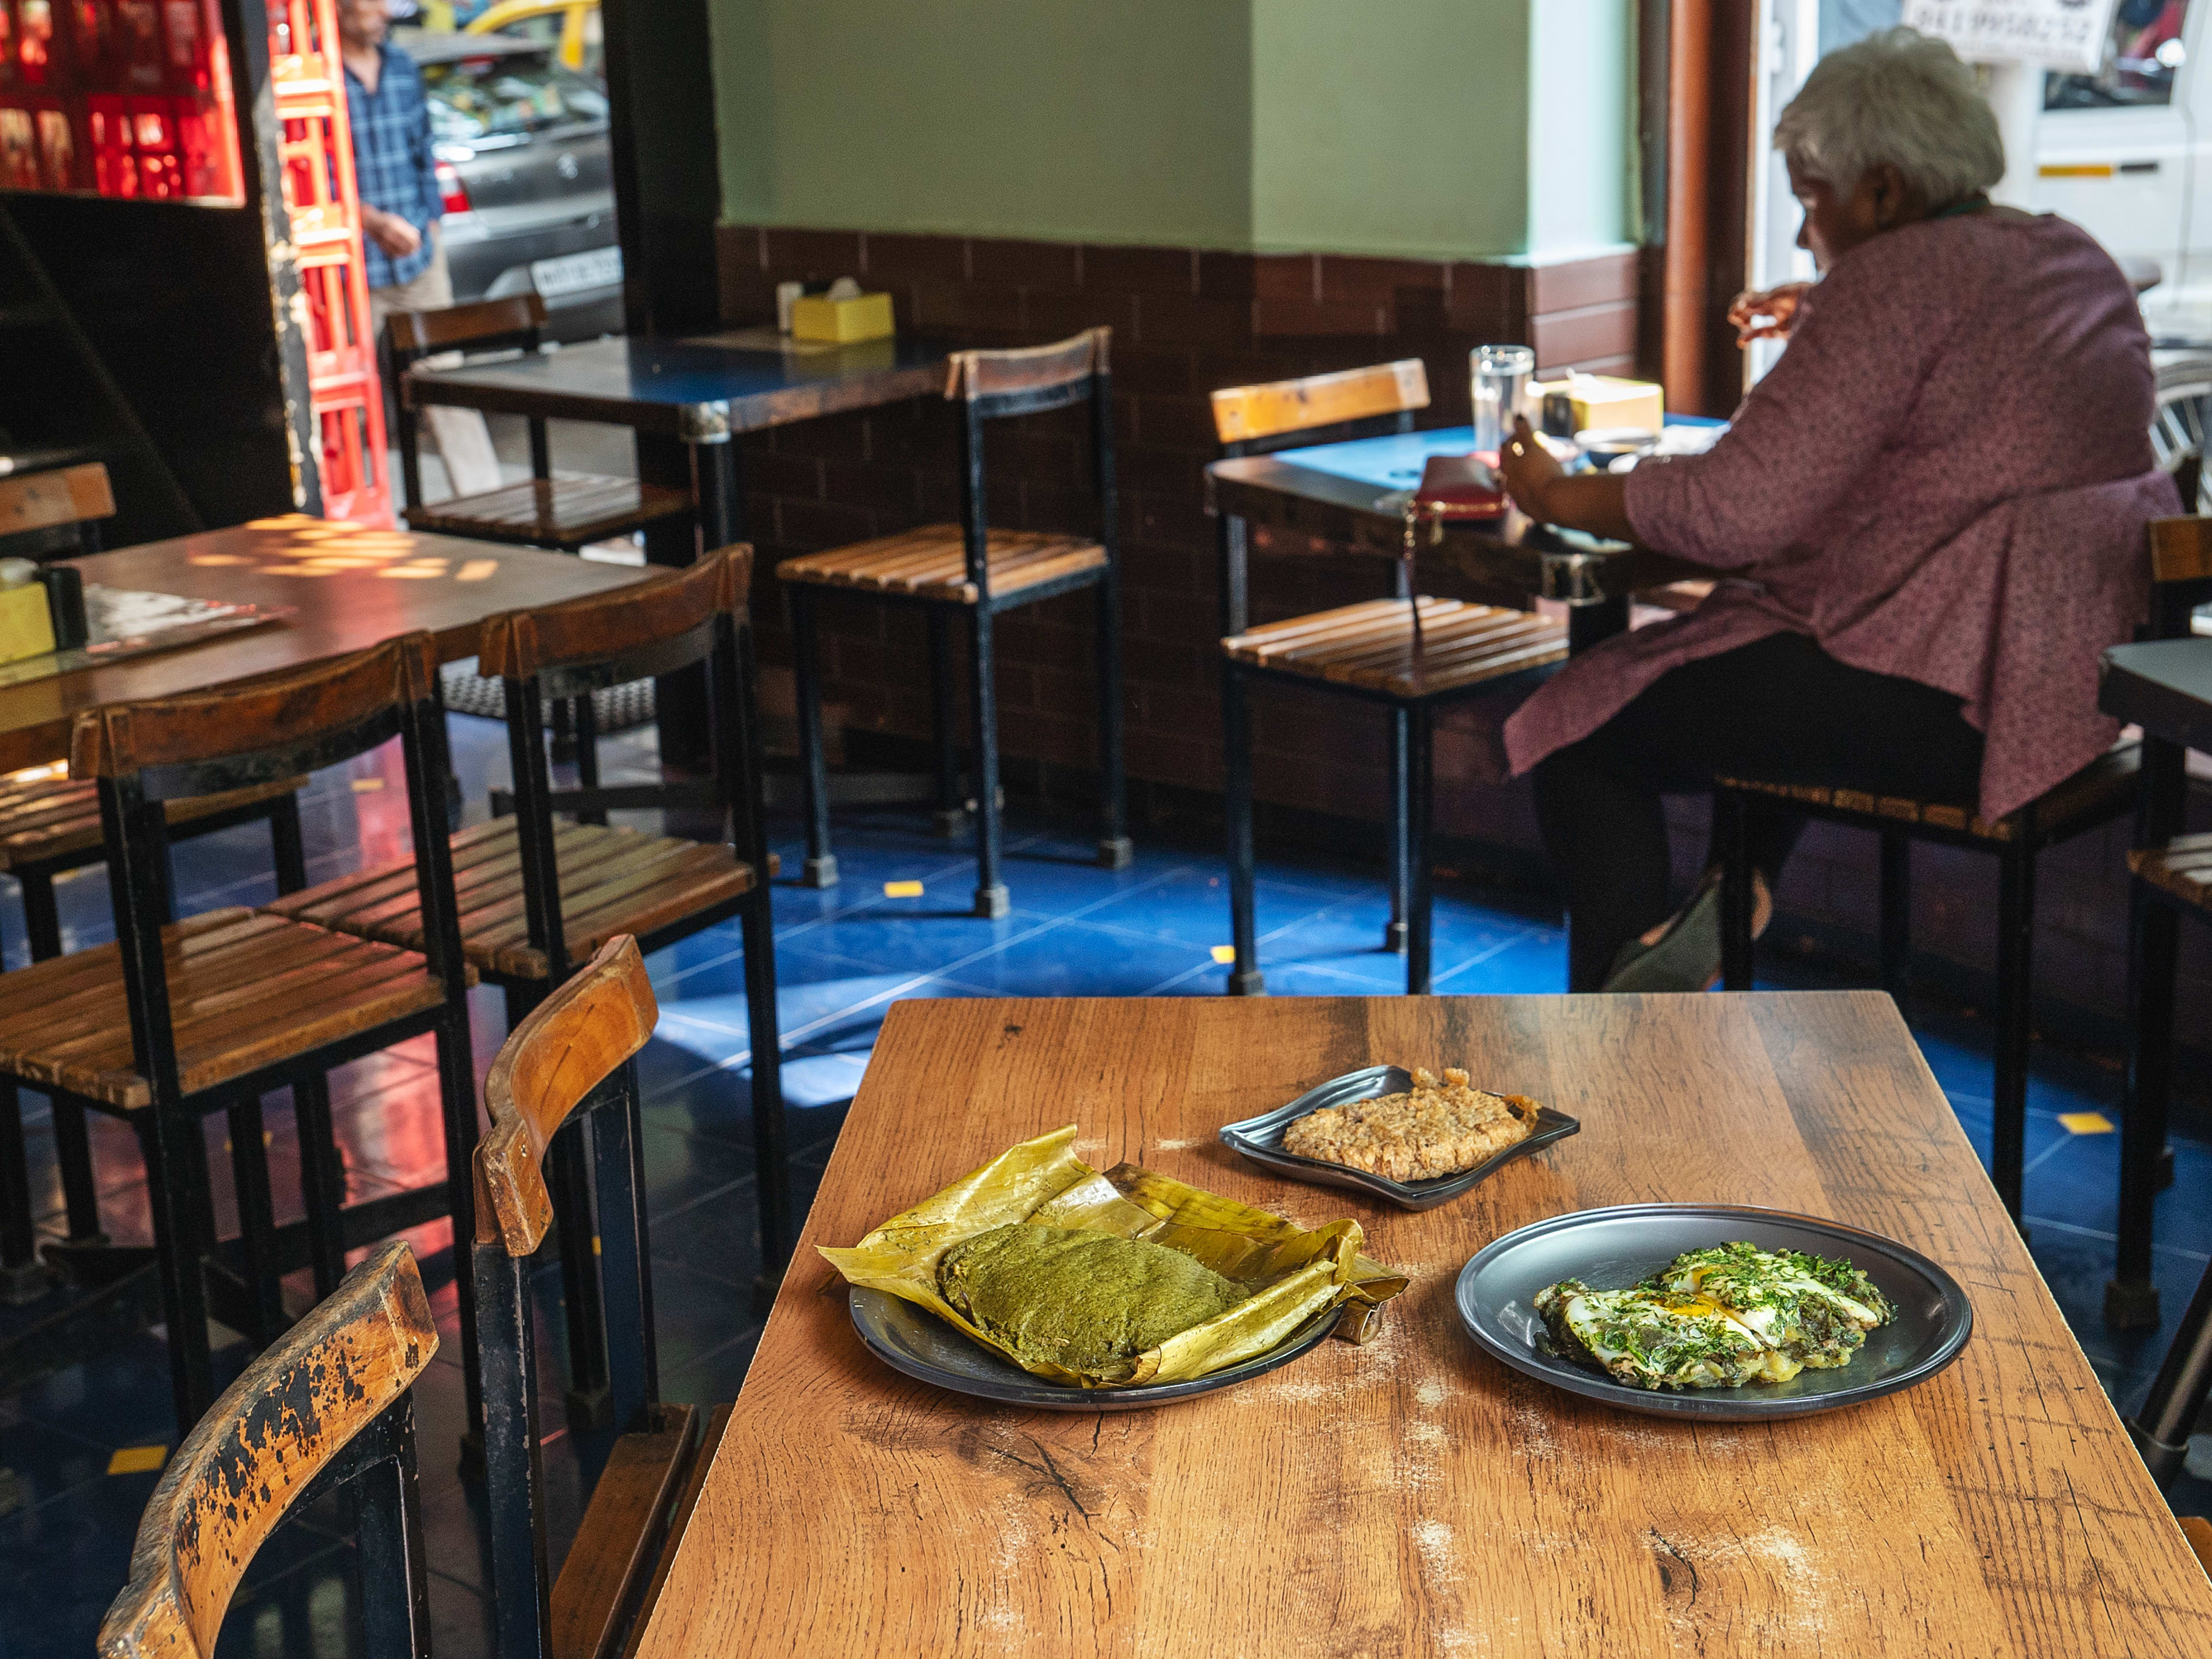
[
  {"xmin": 1525, "ymin": 0, "xmax": 1638, "ymax": 258},
  {"xmin": 712, "ymin": 0, "xmax": 1635, "ymax": 260},
  {"xmin": 715, "ymin": 0, "xmax": 1253, "ymax": 249},
  {"xmin": 1250, "ymin": 0, "xmax": 1528, "ymax": 259}
]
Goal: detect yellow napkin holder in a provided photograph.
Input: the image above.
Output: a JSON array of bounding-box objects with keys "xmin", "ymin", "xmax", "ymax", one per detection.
[
  {"xmin": 0, "ymin": 582, "xmax": 56, "ymax": 668},
  {"xmin": 1532, "ymin": 373, "xmax": 1664, "ymax": 436},
  {"xmin": 789, "ymin": 291, "xmax": 896, "ymax": 345}
]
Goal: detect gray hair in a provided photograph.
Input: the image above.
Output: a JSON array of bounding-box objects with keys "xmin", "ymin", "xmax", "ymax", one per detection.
[{"xmin": 1774, "ymin": 27, "xmax": 2005, "ymax": 206}]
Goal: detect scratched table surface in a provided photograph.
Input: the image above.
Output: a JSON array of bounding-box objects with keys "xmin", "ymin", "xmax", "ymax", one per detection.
[
  {"xmin": 0, "ymin": 516, "xmax": 651, "ymax": 773},
  {"xmin": 633, "ymin": 993, "xmax": 2212, "ymax": 1658}
]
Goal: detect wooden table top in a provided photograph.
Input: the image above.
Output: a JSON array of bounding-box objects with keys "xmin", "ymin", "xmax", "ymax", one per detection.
[
  {"xmin": 404, "ymin": 328, "xmax": 955, "ymax": 441},
  {"xmin": 0, "ymin": 516, "xmax": 652, "ymax": 772},
  {"xmin": 634, "ymin": 993, "xmax": 2212, "ymax": 1659},
  {"xmin": 2103, "ymin": 636, "xmax": 2212, "ymax": 752},
  {"xmin": 1209, "ymin": 430, "xmax": 1706, "ymax": 599}
]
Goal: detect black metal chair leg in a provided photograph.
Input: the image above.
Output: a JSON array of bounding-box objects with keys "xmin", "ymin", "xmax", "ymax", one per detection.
[
  {"xmin": 432, "ymin": 1006, "xmax": 486, "ymax": 1445},
  {"xmin": 294, "ymin": 1073, "xmax": 349, "ymax": 1298},
  {"xmin": 0, "ymin": 1078, "xmax": 47, "ymax": 1304},
  {"xmin": 1877, "ymin": 831, "xmax": 1911, "ymax": 1005},
  {"xmin": 550, "ymin": 695, "xmax": 576, "ymax": 766},
  {"xmin": 21, "ymin": 869, "xmax": 63, "ymax": 960},
  {"xmin": 270, "ymin": 793, "xmax": 309, "ymax": 895},
  {"xmin": 968, "ymin": 605, "xmax": 1009, "ymax": 919},
  {"xmin": 574, "ymin": 693, "xmax": 606, "ymax": 827},
  {"xmin": 548, "ymin": 1118, "xmax": 612, "ymax": 1433},
  {"xmin": 1404, "ymin": 703, "xmax": 1434, "ymax": 995},
  {"xmin": 788, "ymin": 586, "xmax": 838, "ymax": 888},
  {"xmin": 139, "ymin": 1105, "xmax": 217, "ymax": 1432},
  {"xmin": 741, "ymin": 885, "xmax": 791, "ymax": 1302},
  {"xmin": 226, "ymin": 1094, "xmax": 286, "ymax": 1345},
  {"xmin": 1717, "ymin": 791, "xmax": 1755, "ymax": 991},
  {"xmin": 1223, "ymin": 665, "xmax": 1264, "ymax": 996},
  {"xmin": 2111, "ymin": 890, "xmax": 2180, "ymax": 1330},
  {"xmin": 1992, "ymin": 842, "xmax": 2036, "ymax": 1226},
  {"xmin": 927, "ymin": 609, "xmax": 967, "ymax": 839},
  {"xmin": 1385, "ymin": 706, "xmax": 1410, "ymax": 955},
  {"xmin": 2128, "ymin": 1252, "xmax": 2212, "ymax": 1485},
  {"xmin": 1094, "ymin": 569, "xmax": 1132, "ymax": 870},
  {"xmin": 51, "ymin": 1093, "xmax": 102, "ymax": 1244}
]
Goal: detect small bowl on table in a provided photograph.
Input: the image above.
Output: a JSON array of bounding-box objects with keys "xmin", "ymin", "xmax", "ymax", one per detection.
[{"xmin": 1218, "ymin": 1065, "xmax": 1580, "ymax": 1211}]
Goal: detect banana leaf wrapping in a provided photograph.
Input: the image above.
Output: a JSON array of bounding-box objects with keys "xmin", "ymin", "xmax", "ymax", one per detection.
[{"xmin": 820, "ymin": 1125, "xmax": 1411, "ymax": 1388}]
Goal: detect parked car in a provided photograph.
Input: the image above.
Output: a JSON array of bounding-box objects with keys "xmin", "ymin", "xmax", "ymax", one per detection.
[
  {"xmin": 397, "ymin": 30, "xmax": 621, "ymax": 341},
  {"xmin": 464, "ymin": 0, "xmax": 600, "ymax": 75}
]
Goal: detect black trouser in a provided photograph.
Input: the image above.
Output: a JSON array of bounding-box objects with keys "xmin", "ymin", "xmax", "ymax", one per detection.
[{"xmin": 1533, "ymin": 632, "xmax": 1985, "ymax": 990}]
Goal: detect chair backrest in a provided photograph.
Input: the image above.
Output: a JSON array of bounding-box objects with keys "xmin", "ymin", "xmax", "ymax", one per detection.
[
  {"xmin": 475, "ymin": 547, "xmax": 766, "ymax": 983},
  {"xmin": 0, "ymin": 460, "xmax": 115, "ymax": 558},
  {"xmin": 1210, "ymin": 359, "xmax": 1430, "ymax": 456},
  {"xmin": 99, "ymin": 1241, "xmax": 438, "ymax": 1659},
  {"xmin": 2149, "ymin": 516, "xmax": 2212, "ymax": 640},
  {"xmin": 384, "ymin": 293, "xmax": 549, "ymax": 370},
  {"xmin": 69, "ymin": 633, "xmax": 469, "ymax": 1105},
  {"xmin": 942, "ymin": 329, "xmax": 1114, "ymax": 601},
  {"xmin": 472, "ymin": 937, "xmax": 665, "ymax": 1659}
]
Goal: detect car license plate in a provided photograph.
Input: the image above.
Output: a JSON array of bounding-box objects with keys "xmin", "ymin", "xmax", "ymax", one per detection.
[{"xmin": 531, "ymin": 246, "xmax": 623, "ymax": 298}]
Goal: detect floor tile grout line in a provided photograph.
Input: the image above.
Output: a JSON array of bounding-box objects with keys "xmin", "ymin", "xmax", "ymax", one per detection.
[{"xmin": 1428, "ymin": 923, "xmax": 1551, "ymax": 990}]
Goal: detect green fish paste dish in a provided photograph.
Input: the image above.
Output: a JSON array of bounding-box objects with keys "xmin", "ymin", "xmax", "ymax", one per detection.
[{"xmin": 938, "ymin": 1224, "xmax": 1251, "ymax": 1375}]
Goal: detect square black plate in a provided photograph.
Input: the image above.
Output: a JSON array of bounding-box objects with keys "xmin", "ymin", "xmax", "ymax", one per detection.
[{"xmin": 1218, "ymin": 1064, "xmax": 1580, "ymax": 1210}]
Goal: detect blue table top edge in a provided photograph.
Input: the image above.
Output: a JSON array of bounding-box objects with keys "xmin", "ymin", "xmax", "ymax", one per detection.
[{"xmin": 1272, "ymin": 416, "xmax": 1726, "ymax": 493}]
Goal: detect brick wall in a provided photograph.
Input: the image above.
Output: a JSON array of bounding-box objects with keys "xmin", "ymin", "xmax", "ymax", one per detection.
[{"xmin": 715, "ymin": 222, "xmax": 2209, "ymax": 1055}]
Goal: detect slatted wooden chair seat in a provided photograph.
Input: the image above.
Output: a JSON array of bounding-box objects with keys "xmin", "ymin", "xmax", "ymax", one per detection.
[
  {"xmin": 776, "ymin": 525, "xmax": 1107, "ymax": 605},
  {"xmin": 1225, "ymin": 596, "xmax": 1569, "ymax": 697},
  {"xmin": 1716, "ymin": 744, "xmax": 2141, "ymax": 843},
  {"xmin": 2133, "ymin": 832, "xmax": 2212, "ymax": 912},
  {"xmin": 0, "ymin": 908, "xmax": 469, "ymax": 1109},
  {"xmin": 402, "ymin": 473, "xmax": 695, "ymax": 551},
  {"xmin": 1211, "ymin": 359, "xmax": 1569, "ymax": 995},
  {"xmin": 0, "ymin": 774, "xmax": 304, "ymax": 870},
  {"xmin": 389, "ymin": 296, "xmax": 691, "ymax": 551},
  {"xmin": 264, "ymin": 815, "xmax": 757, "ymax": 980}
]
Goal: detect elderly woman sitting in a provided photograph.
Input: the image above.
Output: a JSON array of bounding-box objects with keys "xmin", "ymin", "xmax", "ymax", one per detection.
[{"xmin": 1495, "ymin": 27, "xmax": 2178, "ymax": 992}]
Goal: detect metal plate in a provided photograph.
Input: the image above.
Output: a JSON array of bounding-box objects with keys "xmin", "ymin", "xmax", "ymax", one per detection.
[
  {"xmin": 1219, "ymin": 1065, "xmax": 1580, "ymax": 1210},
  {"xmin": 1455, "ymin": 1204, "xmax": 1975, "ymax": 1421},
  {"xmin": 849, "ymin": 1288, "xmax": 1343, "ymax": 1412}
]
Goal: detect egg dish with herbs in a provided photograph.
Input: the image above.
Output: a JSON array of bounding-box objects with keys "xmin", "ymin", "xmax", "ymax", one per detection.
[{"xmin": 1534, "ymin": 1241, "xmax": 1894, "ymax": 1391}]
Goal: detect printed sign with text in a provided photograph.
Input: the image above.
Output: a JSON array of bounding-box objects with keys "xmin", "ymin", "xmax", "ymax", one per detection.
[{"xmin": 1901, "ymin": 0, "xmax": 2122, "ymax": 72}]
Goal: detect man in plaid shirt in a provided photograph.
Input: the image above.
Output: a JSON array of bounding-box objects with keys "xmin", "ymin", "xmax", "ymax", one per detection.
[{"xmin": 338, "ymin": 0, "xmax": 499, "ymax": 497}]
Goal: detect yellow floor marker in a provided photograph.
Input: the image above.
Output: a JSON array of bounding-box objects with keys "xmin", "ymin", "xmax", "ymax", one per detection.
[
  {"xmin": 1211, "ymin": 945, "xmax": 1237, "ymax": 964},
  {"xmin": 883, "ymin": 880, "xmax": 924, "ymax": 898},
  {"xmin": 2058, "ymin": 1112, "xmax": 2115, "ymax": 1136},
  {"xmin": 107, "ymin": 1446, "xmax": 167, "ymax": 1476}
]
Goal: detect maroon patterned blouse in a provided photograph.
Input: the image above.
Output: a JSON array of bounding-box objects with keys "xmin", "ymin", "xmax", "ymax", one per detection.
[{"xmin": 1502, "ymin": 209, "xmax": 2180, "ymax": 822}]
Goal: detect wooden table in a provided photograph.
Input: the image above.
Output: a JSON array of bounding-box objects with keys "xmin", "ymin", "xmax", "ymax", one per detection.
[
  {"xmin": 635, "ymin": 994, "xmax": 2212, "ymax": 1658},
  {"xmin": 0, "ymin": 516, "xmax": 652, "ymax": 774},
  {"xmin": 1208, "ymin": 425, "xmax": 1711, "ymax": 650},
  {"xmin": 408, "ymin": 327, "xmax": 956, "ymax": 763}
]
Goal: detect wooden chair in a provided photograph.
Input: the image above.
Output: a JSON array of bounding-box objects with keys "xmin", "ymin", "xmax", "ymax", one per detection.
[
  {"xmin": 1714, "ymin": 734, "xmax": 2146, "ymax": 1231},
  {"xmin": 2107, "ymin": 515, "xmax": 2212, "ymax": 1329},
  {"xmin": 0, "ymin": 457, "xmax": 112, "ymax": 558},
  {"xmin": 264, "ymin": 548, "xmax": 788, "ymax": 1422},
  {"xmin": 388, "ymin": 294, "xmax": 692, "ymax": 549},
  {"xmin": 777, "ymin": 328, "xmax": 1129, "ymax": 918},
  {"xmin": 472, "ymin": 936, "xmax": 729, "ymax": 1659},
  {"xmin": 98, "ymin": 1240, "xmax": 438, "ymax": 1659},
  {"xmin": 0, "ymin": 634, "xmax": 482, "ymax": 1435},
  {"xmin": 1212, "ymin": 361, "xmax": 1569, "ymax": 994}
]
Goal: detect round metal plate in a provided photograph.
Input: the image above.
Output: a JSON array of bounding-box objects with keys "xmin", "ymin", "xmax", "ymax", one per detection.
[
  {"xmin": 1455, "ymin": 1204, "xmax": 1974, "ymax": 1421},
  {"xmin": 849, "ymin": 1287, "xmax": 1343, "ymax": 1411}
]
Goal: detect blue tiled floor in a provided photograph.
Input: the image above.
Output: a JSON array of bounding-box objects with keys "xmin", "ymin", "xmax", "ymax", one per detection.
[{"xmin": 3, "ymin": 710, "xmax": 2211, "ymax": 1656}]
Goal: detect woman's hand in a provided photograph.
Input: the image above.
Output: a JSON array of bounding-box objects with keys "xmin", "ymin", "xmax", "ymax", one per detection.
[
  {"xmin": 1496, "ymin": 416, "xmax": 1638, "ymax": 542},
  {"xmin": 1496, "ymin": 416, "xmax": 1563, "ymax": 521},
  {"xmin": 1728, "ymin": 281, "xmax": 1811, "ymax": 344}
]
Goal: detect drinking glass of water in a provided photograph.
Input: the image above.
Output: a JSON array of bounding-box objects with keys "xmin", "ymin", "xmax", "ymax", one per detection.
[{"xmin": 1471, "ymin": 344, "xmax": 1535, "ymax": 454}]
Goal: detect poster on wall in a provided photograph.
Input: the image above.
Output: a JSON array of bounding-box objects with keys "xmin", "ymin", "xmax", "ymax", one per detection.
[{"xmin": 1900, "ymin": 0, "xmax": 2123, "ymax": 70}]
